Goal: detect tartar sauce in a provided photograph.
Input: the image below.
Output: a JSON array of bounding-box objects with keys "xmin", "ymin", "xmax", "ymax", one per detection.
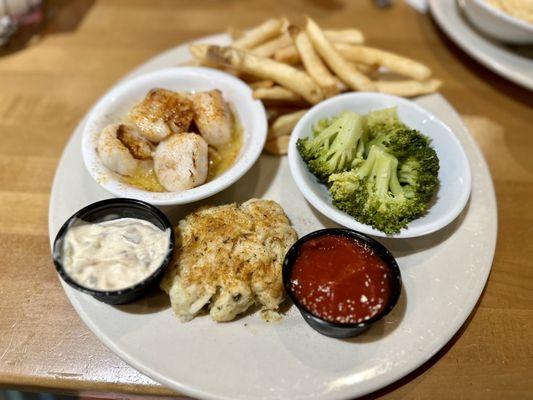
[{"xmin": 62, "ymin": 218, "xmax": 170, "ymax": 291}]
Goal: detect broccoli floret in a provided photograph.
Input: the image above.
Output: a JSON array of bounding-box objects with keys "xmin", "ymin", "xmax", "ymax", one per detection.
[
  {"xmin": 330, "ymin": 145, "xmax": 419, "ymax": 234},
  {"xmin": 365, "ymin": 107, "xmax": 401, "ymax": 127},
  {"xmin": 368, "ymin": 126, "xmax": 428, "ymax": 156},
  {"xmin": 312, "ymin": 116, "xmax": 335, "ymax": 136},
  {"xmin": 297, "ymin": 111, "xmax": 365, "ymax": 182},
  {"xmin": 364, "ymin": 107, "xmax": 406, "ymax": 141},
  {"xmin": 368, "ymin": 127, "xmax": 440, "ymax": 202},
  {"xmin": 398, "ymin": 147, "xmax": 440, "ymax": 203},
  {"xmin": 329, "ymin": 132, "xmax": 439, "ymax": 235}
]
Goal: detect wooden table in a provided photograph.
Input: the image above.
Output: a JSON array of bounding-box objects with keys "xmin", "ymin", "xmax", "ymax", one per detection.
[{"xmin": 1, "ymin": 1, "xmax": 531, "ymax": 399}]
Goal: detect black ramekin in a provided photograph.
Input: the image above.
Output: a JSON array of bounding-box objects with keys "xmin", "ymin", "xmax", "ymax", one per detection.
[
  {"xmin": 283, "ymin": 228, "xmax": 402, "ymax": 338},
  {"xmin": 52, "ymin": 198, "xmax": 174, "ymax": 305}
]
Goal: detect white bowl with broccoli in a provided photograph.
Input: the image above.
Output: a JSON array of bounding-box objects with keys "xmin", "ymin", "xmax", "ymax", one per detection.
[{"xmin": 288, "ymin": 92, "xmax": 471, "ymax": 238}]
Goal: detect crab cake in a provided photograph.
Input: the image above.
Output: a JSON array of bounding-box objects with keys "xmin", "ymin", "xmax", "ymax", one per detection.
[{"xmin": 160, "ymin": 199, "xmax": 298, "ymax": 322}]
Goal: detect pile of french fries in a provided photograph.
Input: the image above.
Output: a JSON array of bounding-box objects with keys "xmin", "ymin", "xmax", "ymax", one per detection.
[{"xmin": 188, "ymin": 17, "xmax": 441, "ymax": 155}]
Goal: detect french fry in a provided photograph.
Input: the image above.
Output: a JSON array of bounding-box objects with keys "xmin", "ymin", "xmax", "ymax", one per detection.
[
  {"xmin": 252, "ymin": 33, "xmax": 292, "ymax": 57},
  {"xmin": 271, "ymin": 29, "xmax": 365, "ymax": 65},
  {"xmin": 253, "ymin": 86, "xmax": 303, "ymax": 102},
  {"xmin": 273, "ymin": 45, "xmax": 302, "ymax": 65},
  {"xmin": 324, "ymin": 29, "xmax": 365, "ymax": 44},
  {"xmin": 192, "ymin": 16, "xmax": 444, "ymax": 158},
  {"xmin": 335, "ymin": 43, "xmax": 431, "ymax": 81},
  {"xmin": 266, "ymin": 108, "xmax": 282, "ymax": 121},
  {"xmin": 280, "ymin": 16, "xmax": 291, "ymax": 31},
  {"xmin": 351, "ymin": 62, "xmax": 379, "ymax": 75},
  {"xmin": 249, "ymin": 80, "xmax": 275, "ymax": 89},
  {"xmin": 335, "ymin": 78, "xmax": 349, "ymax": 92},
  {"xmin": 264, "ymin": 135, "xmax": 290, "ymax": 155},
  {"xmin": 189, "ymin": 43, "xmax": 210, "ymax": 60},
  {"xmin": 182, "ymin": 55, "xmax": 241, "ymax": 76},
  {"xmin": 374, "ymin": 79, "xmax": 442, "ymax": 97},
  {"xmin": 268, "ymin": 109, "xmax": 308, "ymax": 139},
  {"xmin": 265, "ymin": 105, "xmax": 305, "ymax": 121},
  {"xmin": 290, "ymin": 26, "xmax": 339, "ymax": 97},
  {"xmin": 190, "ymin": 44, "xmax": 323, "ymax": 103},
  {"xmin": 306, "ymin": 17, "xmax": 375, "ymax": 91},
  {"xmin": 227, "ymin": 26, "xmax": 244, "ymax": 40},
  {"xmin": 232, "ymin": 18, "xmax": 284, "ymax": 49},
  {"xmin": 276, "ymin": 29, "xmax": 365, "ymax": 47},
  {"xmin": 274, "ymin": 56, "xmax": 378, "ymax": 75}
]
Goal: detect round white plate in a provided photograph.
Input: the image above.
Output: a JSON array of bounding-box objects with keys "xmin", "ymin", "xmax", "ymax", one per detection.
[
  {"xmin": 48, "ymin": 34, "xmax": 497, "ymax": 400},
  {"xmin": 429, "ymin": 0, "xmax": 533, "ymax": 90}
]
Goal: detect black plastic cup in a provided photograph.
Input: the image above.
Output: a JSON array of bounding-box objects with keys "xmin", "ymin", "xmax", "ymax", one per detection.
[
  {"xmin": 52, "ymin": 198, "xmax": 174, "ymax": 305},
  {"xmin": 283, "ymin": 228, "xmax": 402, "ymax": 338}
]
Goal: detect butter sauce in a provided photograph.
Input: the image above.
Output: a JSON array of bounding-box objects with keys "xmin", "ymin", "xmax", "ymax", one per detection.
[
  {"xmin": 62, "ymin": 218, "xmax": 170, "ymax": 291},
  {"xmin": 122, "ymin": 112, "xmax": 243, "ymax": 192}
]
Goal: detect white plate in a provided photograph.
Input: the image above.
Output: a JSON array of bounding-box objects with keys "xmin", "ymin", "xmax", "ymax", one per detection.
[
  {"xmin": 48, "ymin": 34, "xmax": 497, "ymax": 400},
  {"xmin": 429, "ymin": 0, "xmax": 533, "ymax": 90},
  {"xmin": 82, "ymin": 67, "xmax": 267, "ymax": 206},
  {"xmin": 288, "ymin": 92, "xmax": 471, "ymax": 238},
  {"xmin": 461, "ymin": 0, "xmax": 533, "ymax": 44}
]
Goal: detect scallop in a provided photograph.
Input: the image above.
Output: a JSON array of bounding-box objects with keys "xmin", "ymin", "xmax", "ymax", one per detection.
[
  {"xmin": 192, "ymin": 89, "xmax": 233, "ymax": 148},
  {"xmin": 153, "ymin": 133, "xmax": 208, "ymax": 192},
  {"xmin": 129, "ymin": 88, "xmax": 194, "ymax": 142},
  {"xmin": 97, "ymin": 123, "xmax": 154, "ymax": 176}
]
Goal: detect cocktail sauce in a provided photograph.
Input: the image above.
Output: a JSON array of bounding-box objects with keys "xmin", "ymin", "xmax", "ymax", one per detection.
[{"xmin": 289, "ymin": 234, "xmax": 392, "ymax": 324}]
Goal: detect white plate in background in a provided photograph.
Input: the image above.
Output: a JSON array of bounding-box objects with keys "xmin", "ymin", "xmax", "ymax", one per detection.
[
  {"xmin": 429, "ymin": 0, "xmax": 533, "ymax": 90},
  {"xmin": 48, "ymin": 34, "xmax": 497, "ymax": 400},
  {"xmin": 461, "ymin": 0, "xmax": 533, "ymax": 44}
]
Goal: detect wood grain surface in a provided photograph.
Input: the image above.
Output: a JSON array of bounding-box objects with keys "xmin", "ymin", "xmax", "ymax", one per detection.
[{"xmin": 0, "ymin": 0, "xmax": 532, "ymax": 399}]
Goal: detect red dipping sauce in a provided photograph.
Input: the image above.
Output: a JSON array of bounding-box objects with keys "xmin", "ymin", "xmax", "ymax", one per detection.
[{"xmin": 289, "ymin": 235, "xmax": 393, "ymax": 324}]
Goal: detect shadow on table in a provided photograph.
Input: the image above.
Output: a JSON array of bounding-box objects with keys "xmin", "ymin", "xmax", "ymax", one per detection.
[{"xmin": 0, "ymin": 0, "xmax": 95, "ymax": 57}]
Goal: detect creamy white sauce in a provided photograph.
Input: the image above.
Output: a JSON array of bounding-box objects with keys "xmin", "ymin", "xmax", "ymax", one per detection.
[{"xmin": 62, "ymin": 218, "xmax": 170, "ymax": 291}]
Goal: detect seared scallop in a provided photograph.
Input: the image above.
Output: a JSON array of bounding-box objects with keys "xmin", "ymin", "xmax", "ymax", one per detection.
[
  {"xmin": 97, "ymin": 123, "xmax": 154, "ymax": 176},
  {"xmin": 192, "ymin": 90, "xmax": 233, "ymax": 148},
  {"xmin": 153, "ymin": 133, "xmax": 208, "ymax": 192},
  {"xmin": 129, "ymin": 88, "xmax": 194, "ymax": 142}
]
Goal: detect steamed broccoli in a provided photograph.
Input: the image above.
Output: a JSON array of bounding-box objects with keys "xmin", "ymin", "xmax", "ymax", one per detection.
[
  {"xmin": 365, "ymin": 107, "xmax": 406, "ymax": 141},
  {"xmin": 329, "ymin": 128, "xmax": 439, "ymax": 234},
  {"xmin": 297, "ymin": 107, "xmax": 440, "ymax": 235},
  {"xmin": 368, "ymin": 127, "xmax": 440, "ymax": 203},
  {"xmin": 296, "ymin": 111, "xmax": 365, "ymax": 182}
]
